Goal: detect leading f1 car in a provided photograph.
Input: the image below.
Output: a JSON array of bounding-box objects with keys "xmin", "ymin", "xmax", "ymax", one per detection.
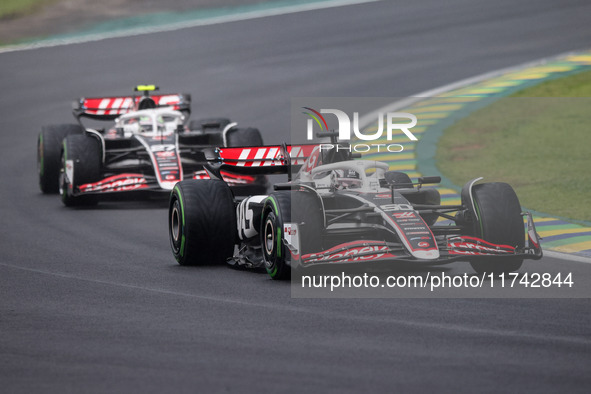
[
  {"xmin": 168, "ymin": 138, "xmax": 542, "ymax": 279},
  {"xmin": 37, "ymin": 85, "xmax": 267, "ymax": 206}
]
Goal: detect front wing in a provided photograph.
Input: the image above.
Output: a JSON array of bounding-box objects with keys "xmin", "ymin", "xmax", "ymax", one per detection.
[
  {"xmin": 74, "ymin": 171, "xmax": 264, "ymax": 196},
  {"xmin": 289, "ymin": 213, "xmax": 543, "ymax": 267}
]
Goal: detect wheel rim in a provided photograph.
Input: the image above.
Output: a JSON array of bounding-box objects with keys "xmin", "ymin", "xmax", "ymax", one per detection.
[
  {"xmin": 171, "ymin": 201, "xmax": 181, "ymax": 245},
  {"xmin": 264, "ymin": 218, "xmax": 275, "ymax": 256}
]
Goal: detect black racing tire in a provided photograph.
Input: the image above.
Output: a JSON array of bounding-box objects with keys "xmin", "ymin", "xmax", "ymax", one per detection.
[
  {"xmin": 59, "ymin": 134, "xmax": 101, "ymax": 207},
  {"xmin": 260, "ymin": 190, "xmax": 324, "ymax": 278},
  {"xmin": 188, "ymin": 117, "xmax": 231, "ymax": 132},
  {"xmin": 226, "ymin": 127, "xmax": 267, "ymax": 194},
  {"xmin": 468, "ymin": 182, "xmax": 524, "ymax": 274},
  {"xmin": 261, "ymin": 192, "xmax": 291, "ymax": 280},
  {"xmin": 169, "ymin": 180, "xmax": 236, "ymax": 265},
  {"xmin": 37, "ymin": 124, "xmax": 84, "ymax": 193},
  {"xmin": 226, "ymin": 127, "xmax": 264, "ymax": 147}
]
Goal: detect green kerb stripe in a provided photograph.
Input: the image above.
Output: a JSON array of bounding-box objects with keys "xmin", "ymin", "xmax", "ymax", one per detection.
[{"xmin": 542, "ymin": 236, "xmax": 591, "ymax": 247}]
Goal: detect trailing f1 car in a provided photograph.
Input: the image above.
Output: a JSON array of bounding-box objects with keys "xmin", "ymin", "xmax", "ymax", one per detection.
[
  {"xmin": 37, "ymin": 85, "xmax": 267, "ymax": 206},
  {"xmin": 168, "ymin": 138, "xmax": 542, "ymax": 279}
]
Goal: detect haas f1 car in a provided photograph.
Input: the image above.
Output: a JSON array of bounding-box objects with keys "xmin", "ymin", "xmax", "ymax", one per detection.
[
  {"xmin": 168, "ymin": 139, "xmax": 542, "ymax": 279},
  {"xmin": 37, "ymin": 85, "xmax": 267, "ymax": 205}
]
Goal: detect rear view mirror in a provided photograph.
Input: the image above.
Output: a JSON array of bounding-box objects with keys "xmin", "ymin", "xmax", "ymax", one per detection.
[{"xmin": 418, "ymin": 176, "xmax": 441, "ymax": 185}]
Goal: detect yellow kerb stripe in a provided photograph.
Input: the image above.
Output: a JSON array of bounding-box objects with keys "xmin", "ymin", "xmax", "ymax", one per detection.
[{"xmin": 552, "ymin": 240, "xmax": 591, "ymax": 253}]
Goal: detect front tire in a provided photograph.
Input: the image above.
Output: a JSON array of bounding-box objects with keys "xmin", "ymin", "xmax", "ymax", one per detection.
[
  {"xmin": 59, "ymin": 134, "xmax": 101, "ymax": 206},
  {"xmin": 468, "ymin": 182, "xmax": 524, "ymax": 274},
  {"xmin": 38, "ymin": 124, "xmax": 84, "ymax": 193},
  {"xmin": 169, "ymin": 180, "xmax": 236, "ymax": 265}
]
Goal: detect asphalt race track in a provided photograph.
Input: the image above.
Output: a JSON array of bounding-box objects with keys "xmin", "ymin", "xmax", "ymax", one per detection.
[{"xmin": 1, "ymin": 0, "xmax": 591, "ymax": 392}]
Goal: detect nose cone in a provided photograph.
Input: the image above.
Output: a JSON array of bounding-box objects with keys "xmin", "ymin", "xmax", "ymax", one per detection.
[{"xmin": 410, "ymin": 249, "xmax": 440, "ymax": 260}]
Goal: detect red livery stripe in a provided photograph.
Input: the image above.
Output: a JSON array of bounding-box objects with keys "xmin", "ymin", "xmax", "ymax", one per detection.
[
  {"xmin": 81, "ymin": 94, "xmax": 184, "ymax": 115},
  {"xmin": 218, "ymin": 144, "xmax": 317, "ymax": 167}
]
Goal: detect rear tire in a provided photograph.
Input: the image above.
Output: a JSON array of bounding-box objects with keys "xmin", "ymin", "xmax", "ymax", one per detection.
[
  {"xmin": 261, "ymin": 192, "xmax": 291, "ymax": 280},
  {"xmin": 59, "ymin": 134, "xmax": 101, "ymax": 206},
  {"xmin": 169, "ymin": 180, "xmax": 236, "ymax": 265},
  {"xmin": 226, "ymin": 127, "xmax": 263, "ymax": 147},
  {"xmin": 468, "ymin": 182, "xmax": 524, "ymax": 274},
  {"xmin": 260, "ymin": 190, "xmax": 324, "ymax": 278},
  {"xmin": 38, "ymin": 124, "xmax": 84, "ymax": 193},
  {"xmin": 226, "ymin": 127, "xmax": 267, "ymax": 194}
]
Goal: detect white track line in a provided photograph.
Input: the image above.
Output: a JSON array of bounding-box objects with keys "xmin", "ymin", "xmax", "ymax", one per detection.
[
  {"xmin": 544, "ymin": 250, "xmax": 591, "ymax": 264},
  {"xmin": 4, "ymin": 262, "xmax": 591, "ymax": 331},
  {"xmin": 0, "ymin": 0, "xmax": 381, "ymax": 54}
]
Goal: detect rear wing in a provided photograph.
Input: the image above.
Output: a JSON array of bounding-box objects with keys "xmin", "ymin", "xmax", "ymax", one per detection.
[
  {"xmin": 73, "ymin": 93, "xmax": 191, "ymax": 120},
  {"xmin": 205, "ymin": 144, "xmax": 318, "ymax": 178}
]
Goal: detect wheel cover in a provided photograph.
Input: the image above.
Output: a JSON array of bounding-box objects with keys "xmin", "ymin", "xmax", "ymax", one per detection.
[
  {"xmin": 170, "ymin": 200, "xmax": 181, "ymax": 252},
  {"xmin": 264, "ymin": 218, "xmax": 275, "ymax": 256}
]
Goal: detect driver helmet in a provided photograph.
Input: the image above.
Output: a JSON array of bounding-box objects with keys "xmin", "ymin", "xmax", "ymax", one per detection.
[
  {"xmin": 138, "ymin": 96, "xmax": 156, "ymax": 110},
  {"xmin": 336, "ymin": 169, "xmax": 362, "ymax": 189},
  {"xmin": 138, "ymin": 116, "xmax": 154, "ymax": 133}
]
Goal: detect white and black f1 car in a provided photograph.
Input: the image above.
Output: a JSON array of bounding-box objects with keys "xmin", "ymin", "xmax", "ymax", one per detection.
[
  {"xmin": 168, "ymin": 139, "xmax": 542, "ymax": 279},
  {"xmin": 37, "ymin": 85, "xmax": 267, "ymax": 205}
]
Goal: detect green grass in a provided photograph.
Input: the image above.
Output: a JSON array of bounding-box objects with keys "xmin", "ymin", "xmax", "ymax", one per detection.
[
  {"xmin": 512, "ymin": 69, "xmax": 591, "ymax": 97},
  {"xmin": 436, "ymin": 69, "xmax": 591, "ymax": 222},
  {"xmin": 0, "ymin": 0, "xmax": 58, "ymax": 20}
]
